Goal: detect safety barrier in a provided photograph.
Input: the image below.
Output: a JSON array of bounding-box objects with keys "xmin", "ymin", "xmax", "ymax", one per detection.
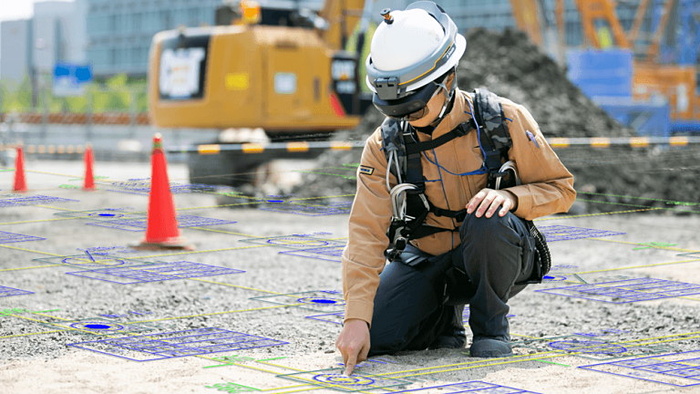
[
  {"xmin": 169, "ymin": 141, "xmax": 366, "ymax": 155},
  {"xmin": 4, "ymin": 136, "xmax": 699, "ymax": 157},
  {"xmin": 0, "ymin": 112, "xmax": 149, "ymax": 125},
  {"xmin": 168, "ymin": 136, "xmax": 700, "ymax": 154},
  {"xmin": 0, "ymin": 144, "xmax": 85, "ymax": 154},
  {"xmin": 547, "ymin": 136, "xmax": 700, "ymax": 148}
]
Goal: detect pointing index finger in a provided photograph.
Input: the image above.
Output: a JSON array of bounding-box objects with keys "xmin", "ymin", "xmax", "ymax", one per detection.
[{"xmin": 344, "ymin": 354, "xmax": 357, "ymax": 376}]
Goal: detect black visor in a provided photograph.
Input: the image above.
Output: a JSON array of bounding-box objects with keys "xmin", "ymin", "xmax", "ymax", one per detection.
[
  {"xmin": 372, "ymin": 69, "xmax": 453, "ymax": 119},
  {"xmin": 372, "ymin": 80, "xmax": 441, "ymax": 118}
]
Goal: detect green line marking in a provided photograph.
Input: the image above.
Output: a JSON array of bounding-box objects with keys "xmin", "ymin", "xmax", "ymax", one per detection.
[
  {"xmin": 573, "ymin": 274, "xmax": 588, "ymax": 284},
  {"xmin": 202, "ymin": 363, "xmax": 231, "ymax": 369},
  {"xmin": 536, "ymin": 359, "xmax": 571, "ymax": 367},
  {"xmin": 202, "ymin": 356, "xmax": 287, "ymax": 368},
  {"xmin": 576, "ymin": 198, "xmax": 700, "ymax": 214},
  {"xmin": 256, "ymin": 356, "xmax": 287, "ymax": 361},
  {"xmin": 578, "ymin": 192, "xmax": 700, "ymax": 206},
  {"xmin": 296, "ymin": 170, "xmax": 356, "ymax": 180}
]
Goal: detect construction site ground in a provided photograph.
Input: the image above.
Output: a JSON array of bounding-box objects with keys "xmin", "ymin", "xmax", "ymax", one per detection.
[{"xmin": 0, "ymin": 155, "xmax": 699, "ymax": 394}]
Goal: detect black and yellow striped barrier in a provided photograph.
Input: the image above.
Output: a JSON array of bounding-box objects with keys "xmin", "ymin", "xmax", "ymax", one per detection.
[
  {"xmin": 0, "ymin": 144, "xmax": 86, "ymax": 154},
  {"xmin": 548, "ymin": 136, "xmax": 700, "ymax": 148},
  {"xmin": 4, "ymin": 137, "xmax": 699, "ymax": 157},
  {"xmin": 169, "ymin": 141, "xmax": 366, "ymax": 155},
  {"xmin": 169, "ymin": 136, "xmax": 700, "ymax": 154}
]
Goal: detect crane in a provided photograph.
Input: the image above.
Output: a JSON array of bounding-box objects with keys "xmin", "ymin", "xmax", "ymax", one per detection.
[{"xmin": 571, "ymin": 0, "xmax": 699, "ymax": 131}]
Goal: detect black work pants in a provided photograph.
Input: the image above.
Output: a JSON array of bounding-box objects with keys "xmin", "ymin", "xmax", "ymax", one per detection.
[{"xmin": 368, "ymin": 212, "xmax": 536, "ymax": 356}]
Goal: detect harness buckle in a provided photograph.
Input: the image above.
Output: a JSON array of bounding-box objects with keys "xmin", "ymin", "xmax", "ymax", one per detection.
[{"xmin": 385, "ymin": 183, "xmax": 430, "ymax": 260}]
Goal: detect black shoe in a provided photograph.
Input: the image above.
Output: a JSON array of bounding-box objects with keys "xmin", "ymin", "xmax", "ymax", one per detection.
[{"xmin": 469, "ymin": 336, "xmax": 512, "ymax": 357}]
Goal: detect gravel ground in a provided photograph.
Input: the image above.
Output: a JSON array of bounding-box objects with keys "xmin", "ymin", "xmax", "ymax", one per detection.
[{"xmin": 0, "ymin": 159, "xmax": 699, "ymax": 393}]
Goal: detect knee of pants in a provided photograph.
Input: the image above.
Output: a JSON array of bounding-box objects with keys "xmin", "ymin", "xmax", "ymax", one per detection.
[
  {"xmin": 458, "ymin": 212, "xmax": 527, "ymax": 278},
  {"xmin": 459, "ymin": 212, "xmax": 522, "ymax": 248}
]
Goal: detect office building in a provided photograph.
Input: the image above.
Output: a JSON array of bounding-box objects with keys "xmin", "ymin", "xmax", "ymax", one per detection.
[
  {"xmin": 0, "ymin": 19, "xmax": 32, "ymax": 85},
  {"xmin": 0, "ymin": 0, "xmax": 86, "ymax": 85}
]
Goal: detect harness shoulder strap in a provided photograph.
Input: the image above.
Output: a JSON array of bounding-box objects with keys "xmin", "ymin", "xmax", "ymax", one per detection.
[
  {"xmin": 472, "ymin": 88, "xmax": 511, "ymax": 153},
  {"xmin": 404, "ymin": 122, "xmax": 473, "ymax": 155},
  {"xmin": 470, "ymin": 88, "xmax": 513, "ymax": 188},
  {"xmin": 381, "ymin": 90, "xmax": 514, "ymax": 258}
]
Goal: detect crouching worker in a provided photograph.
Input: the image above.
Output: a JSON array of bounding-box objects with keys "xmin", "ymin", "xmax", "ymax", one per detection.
[{"xmin": 335, "ymin": 1, "xmax": 576, "ymax": 375}]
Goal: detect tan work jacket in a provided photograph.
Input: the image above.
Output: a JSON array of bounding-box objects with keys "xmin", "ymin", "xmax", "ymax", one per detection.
[{"xmin": 341, "ymin": 90, "xmax": 576, "ymax": 325}]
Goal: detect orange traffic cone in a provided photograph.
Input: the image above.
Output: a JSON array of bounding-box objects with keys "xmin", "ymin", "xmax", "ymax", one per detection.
[
  {"xmin": 133, "ymin": 134, "xmax": 193, "ymax": 250},
  {"xmin": 13, "ymin": 146, "xmax": 27, "ymax": 193},
  {"xmin": 83, "ymin": 144, "xmax": 96, "ymax": 191}
]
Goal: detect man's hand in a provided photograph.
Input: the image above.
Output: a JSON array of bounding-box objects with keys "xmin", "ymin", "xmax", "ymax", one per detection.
[
  {"xmin": 466, "ymin": 188, "xmax": 518, "ymax": 218},
  {"xmin": 335, "ymin": 319, "xmax": 370, "ymax": 376}
]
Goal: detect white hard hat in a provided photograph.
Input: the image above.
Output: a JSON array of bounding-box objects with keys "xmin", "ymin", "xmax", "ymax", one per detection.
[
  {"xmin": 365, "ymin": 1, "xmax": 466, "ymax": 99},
  {"xmin": 370, "ymin": 9, "xmax": 445, "ymax": 72}
]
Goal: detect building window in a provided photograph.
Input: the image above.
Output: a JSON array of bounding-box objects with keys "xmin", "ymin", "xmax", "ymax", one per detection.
[{"xmin": 162, "ymin": 10, "xmax": 172, "ymax": 30}]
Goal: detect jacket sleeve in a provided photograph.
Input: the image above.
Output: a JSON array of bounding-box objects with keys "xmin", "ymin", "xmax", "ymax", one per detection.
[
  {"xmin": 501, "ymin": 102, "xmax": 577, "ymax": 220},
  {"xmin": 341, "ymin": 129, "xmax": 394, "ymax": 325}
]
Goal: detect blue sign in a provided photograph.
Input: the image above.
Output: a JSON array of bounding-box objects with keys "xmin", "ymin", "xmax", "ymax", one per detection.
[
  {"xmin": 566, "ymin": 49, "xmax": 633, "ymax": 99},
  {"xmin": 53, "ymin": 63, "xmax": 92, "ymax": 96}
]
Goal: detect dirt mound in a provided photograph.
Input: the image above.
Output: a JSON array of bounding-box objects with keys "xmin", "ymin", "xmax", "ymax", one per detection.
[
  {"xmin": 293, "ymin": 28, "xmax": 698, "ymax": 210},
  {"xmin": 456, "ymin": 28, "xmax": 633, "ymax": 139}
]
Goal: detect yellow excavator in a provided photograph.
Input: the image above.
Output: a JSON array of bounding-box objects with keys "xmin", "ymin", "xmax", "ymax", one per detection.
[{"xmin": 148, "ymin": 0, "xmax": 371, "ymax": 188}]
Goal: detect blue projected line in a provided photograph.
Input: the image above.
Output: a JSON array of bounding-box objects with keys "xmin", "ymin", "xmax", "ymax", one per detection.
[
  {"xmin": 391, "ymin": 380, "xmax": 541, "ymax": 393},
  {"xmin": 422, "ymin": 151, "xmax": 487, "ymax": 177},
  {"xmin": 0, "ymin": 231, "xmax": 46, "ymax": 244},
  {"xmin": 535, "ymin": 278, "xmax": 700, "ymax": 303},
  {"xmin": 251, "ymin": 290, "xmax": 344, "ymax": 312},
  {"xmin": 580, "ymin": 350, "xmax": 700, "ymax": 387},
  {"xmin": 66, "ymin": 261, "xmax": 245, "ymax": 285},
  {"xmin": 68, "ymin": 327, "xmax": 288, "ymax": 362},
  {"xmin": 0, "ymin": 195, "xmax": 78, "ymax": 208},
  {"xmin": 0, "ymin": 285, "xmax": 34, "ymax": 297},
  {"xmin": 278, "ymin": 368, "xmax": 413, "ymax": 392}
]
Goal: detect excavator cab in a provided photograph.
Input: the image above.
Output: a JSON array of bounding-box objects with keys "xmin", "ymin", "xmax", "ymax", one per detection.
[
  {"xmin": 149, "ymin": 0, "xmax": 371, "ymax": 136},
  {"xmin": 148, "ymin": 0, "xmax": 372, "ymax": 189}
]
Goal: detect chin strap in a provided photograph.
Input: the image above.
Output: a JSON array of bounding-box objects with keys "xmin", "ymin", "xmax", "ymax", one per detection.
[
  {"xmin": 437, "ymin": 82, "xmax": 455, "ymax": 118},
  {"xmin": 428, "ymin": 79, "xmax": 457, "ymax": 129}
]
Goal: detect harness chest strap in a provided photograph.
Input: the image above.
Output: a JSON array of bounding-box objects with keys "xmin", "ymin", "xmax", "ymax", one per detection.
[{"xmin": 382, "ymin": 88, "xmax": 513, "ymax": 257}]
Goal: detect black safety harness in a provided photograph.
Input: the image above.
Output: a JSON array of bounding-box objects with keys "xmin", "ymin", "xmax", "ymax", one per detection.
[{"xmin": 381, "ymin": 88, "xmax": 550, "ymax": 283}]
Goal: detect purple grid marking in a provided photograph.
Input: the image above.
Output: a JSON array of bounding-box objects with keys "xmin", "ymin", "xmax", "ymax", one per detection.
[
  {"xmin": 538, "ymin": 225, "xmax": 625, "ymax": 241},
  {"xmin": 0, "ymin": 285, "xmax": 34, "ymax": 297},
  {"xmin": 0, "ymin": 230, "xmax": 46, "ymax": 244},
  {"xmin": 277, "ymin": 368, "xmax": 412, "ymax": 392},
  {"xmin": 580, "ymin": 350, "xmax": 700, "ymax": 387},
  {"xmin": 66, "ymin": 261, "xmax": 244, "ymax": 285},
  {"xmin": 0, "ymin": 195, "xmax": 78, "ymax": 208},
  {"xmin": 107, "ymin": 180, "xmax": 217, "ymax": 195},
  {"xmin": 535, "ymin": 278, "xmax": 700, "ymax": 303},
  {"xmin": 54, "ymin": 208, "xmax": 135, "ymax": 220},
  {"xmin": 306, "ymin": 312, "xmax": 344, "ymax": 325},
  {"xmin": 239, "ymin": 233, "xmax": 344, "ymax": 252},
  {"xmin": 259, "ymin": 202, "xmax": 351, "ymax": 216},
  {"xmin": 280, "ymin": 245, "xmax": 345, "ymax": 262},
  {"xmin": 391, "ymin": 380, "xmax": 541, "ymax": 393},
  {"xmin": 86, "ymin": 215, "xmax": 236, "ymax": 232},
  {"xmin": 67, "ymin": 327, "xmax": 288, "ymax": 361},
  {"xmin": 549, "ymin": 340, "xmax": 628, "ymax": 354},
  {"xmin": 33, "ymin": 253, "xmax": 146, "ymax": 269},
  {"xmin": 251, "ymin": 290, "xmax": 344, "ymax": 312},
  {"xmin": 169, "ymin": 184, "xmax": 217, "ymax": 193}
]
